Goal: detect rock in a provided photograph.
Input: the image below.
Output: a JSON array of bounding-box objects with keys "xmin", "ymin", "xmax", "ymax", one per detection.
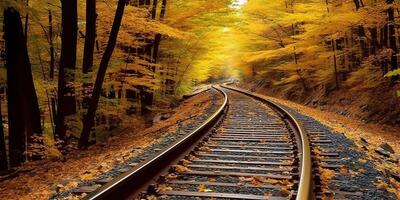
[
  {"xmin": 379, "ymin": 143, "xmax": 395, "ymax": 154},
  {"xmin": 73, "ymin": 185, "xmax": 100, "ymax": 194},
  {"xmin": 118, "ymin": 168, "xmax": 130, "ymax": 173},
  {"xmin": 375, "ymin": 147, "xmax": 391, "ymax": 157},
  {"xmin": 94, "ymin": 177, "xmax": 114, "ymax": 184}
]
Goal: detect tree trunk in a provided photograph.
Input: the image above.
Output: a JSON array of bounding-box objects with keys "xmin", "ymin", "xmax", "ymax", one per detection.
[
  {"xmin": 24, "ymin": 0, "xmax": 29, "ymax": 42},
  {"xmin": 358, "ymin": 26, "xmax": 368, "ymax": 58},
  {"xmin": 4, "ymin": 7, "xmax": 41, "ymax": 167},
  {"xmin": 48, "ymin": 10, "xmax": 55, "ymax": 80},
  {"xmin": 79, "ymin": 0, "xmax": 127, "ymax": 149},
  {"xmin": 369, "ymin": 27, "xmax": 378, "ymax": 55},
  {"xmin": 152, "ymin": 0, "xmax": 166, "ymax": 63},
  {"xmin": 331, "ymin": 39, "xmax": 339, "ymax": 89},
  {"xmin": 354, "ymin": 0, "xmax": 365, "ymax": 10},
  {"xmin": 82, "ymin": 0, "xmax": 97, "ymax": 109},
  {"xmin": 0, "ymin": 100, "xmax": 7, "ymax": 171},
  {"xmin": 55, "ymin": 0, "xmax": 78, "ymax": 142},
  {"xmin": 387, "ymin": 3, "xmax": 398, "ymax": 79},
  {"xmin": 151, "ymin": 0, "xmax": 158, "ymax": 19},
  {"xmin": 82, "ymin": 0, "xmax": 96, "ymax": 74}
]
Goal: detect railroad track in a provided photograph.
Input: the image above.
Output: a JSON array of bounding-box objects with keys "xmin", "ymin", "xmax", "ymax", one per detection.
[{"xmin": 84, "ymin": 85, "xmax": 313, "ymax": 200}]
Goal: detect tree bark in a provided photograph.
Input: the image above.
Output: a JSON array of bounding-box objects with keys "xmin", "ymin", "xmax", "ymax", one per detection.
[
  {"xmin": 55, "ymin": 0, "xmax": 78, "ymax": 142},
  {"xmin": 82, "ymin": 0, "xmax": 96, "ymax": 74},
  {"xmin": 0, "ymin": 100, "xmax": 7, "ymax": 171},
  {"xmin": 151, "ymin": 0, "xmax": 158, "ymax": 19},
  {"xmin": 152, "ymin": 0, "xmax": 166, "ymax": 63},
  {"xmin": 369, "ymin": 27, "xmax": 378, "ymax": 55},
  {"xmin": 387, "ymin": 2, "xmax": 398, "ymax": 77},
  {"xmin": 24, "ymin": 0, "xmax": 29, "ymax": 42},
  {"xmin": 4, "ymin": 7, "xmax": 42, "ymax": 167},
  {"xmin": 82, "ymin": 0, "xmax": 97, "ymax": 108},
  {"xmin": 79, "ymin": 0, "xmax": 127, "ymax": 149},
  {"xmin": 48, "ymin": 10, "xmax": 55, "ymax": 80},
  {"xmin": 331, "ymin": 39, "xmax": 339, "ymax": 89}
]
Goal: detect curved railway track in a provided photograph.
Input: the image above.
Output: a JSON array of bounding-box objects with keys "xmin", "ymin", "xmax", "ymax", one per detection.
[{"xmin": 84, "ymin": 85, "xmax": 313, "ymax": 200}]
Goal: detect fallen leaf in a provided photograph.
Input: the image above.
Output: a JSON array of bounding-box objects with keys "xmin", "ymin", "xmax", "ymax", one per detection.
[
  {"xmin": 197, "ymin": 184, "xmax": 212, "ymax": 192},
  {"xmin": 175, "ymin": 165, "xmax": 191, "ymax": 173},
  {"xmin": 147, "ymin": 195, "xmax": 157, "ymax": 200},
  {"xmin": 166, "ymin": 173, "xmax": 177, "ymax": 180},
  {"xmin": 158, "ymin": 184, "xmax": 173, "ymax": 191}
]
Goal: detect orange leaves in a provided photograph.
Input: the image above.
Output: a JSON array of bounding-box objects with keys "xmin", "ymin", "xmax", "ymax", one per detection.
[
  {"xmin": 319, "ymin": 168, "xmax": 335, "ymax": 184},
  {"xmin": 175, "ymin": 164, "xmax": 191, "ymax": 173},
  {"xmin": 166, "ymin": 173, "xmax": 178, "ymax": 180},
  {"xmin": 238, "ymin": 176, "xmax": 284, "ymax": 187},
  {"xmin": 158, "ymin": 184, "xmax": 173, "ymax": 191}
]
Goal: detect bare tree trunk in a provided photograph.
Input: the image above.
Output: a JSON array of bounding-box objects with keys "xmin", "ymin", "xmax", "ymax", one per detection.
[
  {"xmin": 55, "ymin": 0, "xmax": 78, "ymax": 142},
  {"xmin": 82, "ymin": 0, "xmax": 97, "ymax": 108},
  {"xmin": 331, "ymin": 39, "xmax": 339, "ymax": 89},
  {"xmin": 152, "ymin": 0, "xmax": 166, "ymax": 63},
  {"xmin": 369, "ymin": 27, "xmax": 378, "ymax": 55},
  {"xmin": 24, "ymin": 0, "xmax": 29, "ymax": 42},
  {"xmin": 387, "ymin": 1, "xmax": 398, "ymax": 81},
  {"xmin": 4, "ymin": 7, "xmax": 41, "ymax": 167},
  {"xmin": 79, "ymin": 0, "xmax": 127, "ymax": 149},
  {"xmin": 151, "ymin": 0, "xmax": 158, "ymax": 19},
  {"xmin": 48, "ymin": 10, "xmax": 55, "ymax": 80},
  {"xmin": 0, "ymin": 100, "xmax": 7, "ymax": 171}
]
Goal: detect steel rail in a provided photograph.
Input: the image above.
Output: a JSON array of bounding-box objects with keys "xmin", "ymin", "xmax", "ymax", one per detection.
[
  {"xmin": 221, "ymin": 84, "xmax": 314, "ymax": 200},
  {"xmin": 83, "ymin": 86, "xmax": 228, "ymax": 200}
]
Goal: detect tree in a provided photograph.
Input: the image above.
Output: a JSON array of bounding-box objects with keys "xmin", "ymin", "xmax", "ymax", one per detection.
[
  {"xmin": 82, "ymin": 0, "xmax": 97, "ymax": 108},
  {"xmin": 386, "ymin": 0, "xmax": 398, "ymax": 81},
  {"xmin": 0, "ymin": 100, "xmax": 7, "ymax": 171},
  {"xmin": 55, "ymin": 0, "xmax": 78, "ymax": 142},
  {"xmin": 79, "ymin": 0, "xmax": 127, "ymax": 148},
  {"xmin": 153, "ymin": 0, "xmax": 166, "ymax": 63},
  {"xmin": 4, "ymin": 5, "xmax": 42, "ymax": 167}
]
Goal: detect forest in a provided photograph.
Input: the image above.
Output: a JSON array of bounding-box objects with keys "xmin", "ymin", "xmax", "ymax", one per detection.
[{"xmin": 0, "ymin": 0, "xmax": 399, "ymax": 199}]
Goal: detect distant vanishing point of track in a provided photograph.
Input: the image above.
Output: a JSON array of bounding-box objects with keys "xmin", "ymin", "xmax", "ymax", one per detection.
[{"xmin": 83, "ymin": 84, "xmax": 314, "ymax": 200}]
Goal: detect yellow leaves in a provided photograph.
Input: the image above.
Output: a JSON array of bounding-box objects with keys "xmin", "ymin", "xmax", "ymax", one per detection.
[
  {"xmin": 339, "ymin": 168, "xmax": 348, "ymax": 175},
  {"xmin": 175, "ymin": 164, "xmax": 191, "ymax": 173},
  {"xmin": 358, "ymin": 158, "xmax": 367, "ymax": 164},
  {"xmin": 182, "ymin": 159, "xmax": 191, "ymax": 165},
  {"xmin": 79, "ymin": 171, "xmax": 96, "ymax": 181},
  {"xmin": 158, "ymin": 184, "xmax": 173, "ymax": 191},
  {"xmin": 239, "ymin": 176, "xmax": 253, "ymax": 183},
  {"xmin": 166, "ymin": 173, "xmax": 178, "ymax": 180},
  {"xmin": 197, "ymin": 184, "xmax": 212, "ymax": 192},
  {"xmin": 239, "ymin": 176, "xmax": 282, "ymax": 187},
  {"xmin": 147, "ymin": 195, "xmax": 157, "ymax": 200},
  {"xmin": 319, "ymin": 168, "xmax": 335, "ymax": 184},
  {"xmin": 208, "ymin": 177, "xmax": 217, "ymax": 182},
  {"xmin": 375, "ymin": 179, "xmax": 389, "ymax": 189},
  {"xmin": 199, "ymin": 146, "xmax": 211, "ymax": 152}
]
